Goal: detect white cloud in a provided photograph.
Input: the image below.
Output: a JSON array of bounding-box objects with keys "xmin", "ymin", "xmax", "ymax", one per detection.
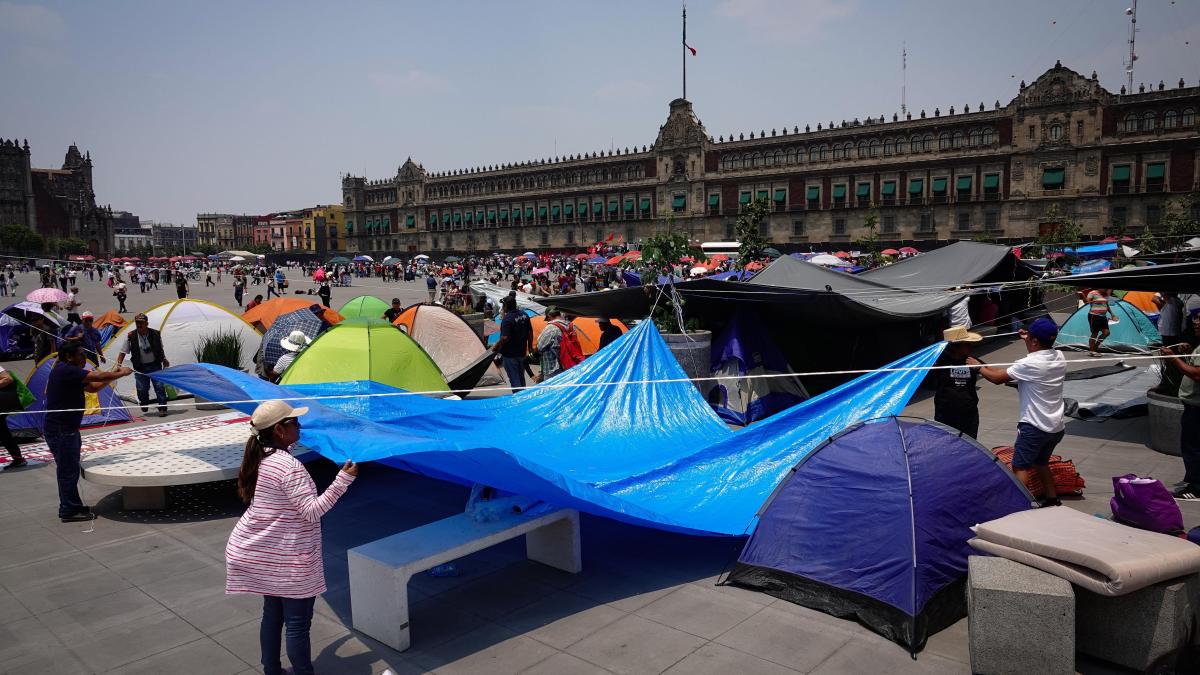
[
  {"xmin": 593, "ymin": 79, "xmax": 653, "ymax": 101},
  {"xmin": 0, "ymin": 1, "xmax": 66, "ymax": 66},
  {"xmin": 367, "ymin": 69, "xmax": 451, "ymax": 95},
  {"xmin": 714, "ymin": 0, "xmax": 857, "ymax": 42}
]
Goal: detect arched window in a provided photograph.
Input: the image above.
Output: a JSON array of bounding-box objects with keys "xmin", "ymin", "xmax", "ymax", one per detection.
[
  {"xmin": 750, "ymin": 152, "xmax": 762, "ymax": 167},
  {"xmin": 731, "ymin": 155, "xmax": 743, "ymax": 170},
  {"xmin": 952, "ymin": 132, "xmax": 965, "ymax": 148},
  {"xmin": 938, "ymin": 133, "xmax": 952, "ymax": 150},
  {"xmin": 819, "ymin": 145, "xmax": 829, "ymax": 161},
  {"xmin": 785, "ymin": 148, "xmax": 798, "ymax": 164},
  {"xmin": 1164, "ymin": 110, "xmax": 1179, "ymax": 129},
  {"xmin": 835, "ymin": 144, "xmax": 847, "ymax": 160},
  {"xmin": 808, "ymin": 147, "xmax": 819, "ymax": 162},
  {"xmin": 894, "ymin": 138, "xmax": 905, "ymax": 155},
  {"xmin": 720, "ymin": 155, "xmax": 731, "ymax": 170},
  {"xmin": 882, "ymin": 138, "xmax": 893, "ymax": 156},
  {"xmin": 1123, "ymin": 112, "xmax": 1140, "ymax": 132},
  {"xmin": 1183, "ymin": 108, "xmax": 1197, "ymax": 126},
  {"xmin": 857, "ymin": 141, "xmax": 868, "ymax": 158},
  {"xmin": 1048, "ymin": 124, "xmax": 1062, "ymax": 141},
  {"xmin": 910, "ymin": 135, "xmax": 922, "ymax": 153},
  {"xmin": 1143, "ymin": 112, "xmax": 1156, "ymax": 131},
  {"xmin": 922, "ymin": 134, "xmax": 933, "ymax": 152},
  {"xmin": 968, "ymin": 130, "xmax": 982, "ymax": 147},
  {"xmin": 868, "ymin": 140, "xmax": 880, "ymax": 157},
  {"xmin": 982, "ymin": 128, "xmax": 996, "ymax": 145}
]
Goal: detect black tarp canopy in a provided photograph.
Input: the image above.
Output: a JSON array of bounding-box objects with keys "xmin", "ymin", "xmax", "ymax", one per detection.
[
  {"xmin": 860, "ymin": 241, "xmax": 1033, "ymax": 288},
  {"xmin": 1048, "ymin": 261, "xmax": 1200, "ymax": 293}
]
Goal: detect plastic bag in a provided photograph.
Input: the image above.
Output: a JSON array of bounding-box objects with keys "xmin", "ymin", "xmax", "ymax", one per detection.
[{"xmin": 1110, "ymin": 474, "xmax": 1183, "ymax": 534}]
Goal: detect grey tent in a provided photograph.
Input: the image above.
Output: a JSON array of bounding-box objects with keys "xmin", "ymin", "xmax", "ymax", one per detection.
[{"xmin": 861, "ymin": 241, "xmax": 1034, "ymax": 288}]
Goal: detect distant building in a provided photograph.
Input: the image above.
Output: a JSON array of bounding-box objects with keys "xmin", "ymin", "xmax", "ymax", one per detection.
[
  {"xmin": 0, "ymin": 140, "xmax": 113, "ymax": 256},
  {"xmin": 111, "ymin": 211, "xmax": 153, "ymax": 252},
  {"xmin": 151, "ymin": 223, "xmax": 197, "ymax": 253},
  {"xmin": 341, "ymin": 62, "xmax": 1200, "ymax": 254},
  {"xmin": 301, "ymin": 204, "xmax": 345, "ymax": 255},
  {"xmin": 233, "ymin": 215, "xmax": 255, "ymax": 249}
]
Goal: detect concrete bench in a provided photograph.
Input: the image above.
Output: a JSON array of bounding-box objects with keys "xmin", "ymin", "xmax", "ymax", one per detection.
[
  {"xmin": 967, "ymin": 555, "xmax": 1075, "ymax": 675},
  {"xmin": 1075, "ymin": 573, "xmax": 1200, "ymax": 671},
  {"xmin": 348, "ymin": 506, "xmax": 581, "ymax": 651}
]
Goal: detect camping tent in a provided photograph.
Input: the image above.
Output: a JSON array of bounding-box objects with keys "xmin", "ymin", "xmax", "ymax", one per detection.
[
  {"xmin": 570, "ymin": 317, "xmax": 627, "ymax": 355},
  {"xmin": 260, "ymin": 307, "xmax": 334, "ymax": 377},
  {"xmin": 100, "ymin": 299, "xmax": 262, "ymax": 399},
  {"xmin": 1119, "ymin": 290, "xmax": 1160, "ymax": 316},
  {"xmin": 242, "ymin": 297, "xmax": 341, "ymax": 330},
  {"xmin": 1055, "ymin": 299, "xmax": 1161, "ymax": 353},
  {"xmin": 8, "ymin": 355, "xmax": 133, "ymax": 433},
  {"xmin": 279, "ymin": 317, "xmax": 449, "ymax": 394},
  {"xmin": 393, "ymin": 303, "xmax": 504, "ymax": 388},
  {"xmin": 727, "ymin": 417, "xmax": 1032, "ymax": 652},
  {"xmin": 338, "ymin": 295, "xmax": 390, "ymax": 320},
  {"xmin": 707, "ymin": 309, "xmax": 808, "ymax": 425},
  {"xmin": 1050, "ymin": 261, "xmax": 1200, "ymax": 293},
  {"xmin": 861, "ymin": 241, "xmax": 1034, "ymax": 288},
  {"xmin": 468, "ymin": 281, "xmax": 546, "ymax": 314}
]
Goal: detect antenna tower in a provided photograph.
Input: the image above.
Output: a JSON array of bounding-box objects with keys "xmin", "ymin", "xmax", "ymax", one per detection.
[
  {"xmin": 901, "ymin": 44, "xmax": 907, "ymax": 117},
  {"xmin": 1124, "ymin": 1, "xmax": 1138, "ymax": 93}
]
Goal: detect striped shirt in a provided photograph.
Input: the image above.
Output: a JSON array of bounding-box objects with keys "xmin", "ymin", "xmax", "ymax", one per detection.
[
  {"xmin": 1086, "ymin": 290, "xmax": 1110, "ymax": 316},
  {"xmin": 225, "ymin": 449, "xmax": 354, "ymax": 598}
]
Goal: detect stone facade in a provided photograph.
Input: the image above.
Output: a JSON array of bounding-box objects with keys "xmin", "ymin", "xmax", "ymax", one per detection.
[
  {"xmin": 341, "ymin": 63, "xmax": 1200, "ymax": 256},
  {"xmin": 0, "ymin": 140, "xmax": 113, "ymax": 256}
]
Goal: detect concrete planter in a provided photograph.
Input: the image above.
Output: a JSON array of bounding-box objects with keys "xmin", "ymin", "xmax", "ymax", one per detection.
[
  {"xmin": 460, "ymin": 312, "xmax": 485, "ymax": 341},
  {"xmin": 1147, "ymin": 389, "xmax": 1183, "ymax": 456},
  {"xmin": 663, "ymin": 331, "xmax": 712, "ymax": 393}
]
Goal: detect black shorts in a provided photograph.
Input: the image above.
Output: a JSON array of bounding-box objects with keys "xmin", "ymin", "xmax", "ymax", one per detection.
[
  {"xmin": 1087, "ymin": 313, "xmax": 1109, "ymax": 333},
  {"xmin": 1013, "ymin": 422, "xmax": 1064, "ymax": 469}
]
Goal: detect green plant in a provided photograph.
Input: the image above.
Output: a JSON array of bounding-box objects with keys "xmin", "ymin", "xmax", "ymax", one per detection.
[
  {"xmin": 638, "ymin": 228, "xmax": 705, "ymax": 334},
  {"xmin": 193, "ymin": 330, "xmax": 244, "ymax": 369},
  {"xmin": 1162, "ymin": 192, "xmax": 1200, "ymax": 244},
  {"xmin": 734, "ymin": 198, "xmax": 770, "ymax": 268},
  {"xmin": 853, "ymin": 209, "xmax": 882, "ymax": 267},
  {"xmin": 0, "ymin": 224, "xmax": 44, "ymax": 254},
  {"xmin": 1026, "ymin": 204, "xmax": 1083, "ymax": 259}
]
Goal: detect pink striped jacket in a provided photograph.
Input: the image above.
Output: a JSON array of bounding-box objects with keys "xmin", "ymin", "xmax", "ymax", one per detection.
[{"xmin": 225, "ymin": 449, "xmax": 354, "ymax": 598}]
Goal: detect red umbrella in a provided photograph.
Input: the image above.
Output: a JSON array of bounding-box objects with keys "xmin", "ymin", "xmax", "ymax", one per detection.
[
  {"xmin": 573, "ymin": 253, "xmax": 589, "ymax": 260},
  {"xmin": 834, "ymin": 251, "xmax": 850, "ymax": 259},
  {"xmin": 899, "ymin": 246, "xmax": 919, "ymax": 255},
  {"xmin": 880, "ymin": 248, "xmax": 899, "ymax": 255},
  {"xmin": 605, "ymin": 255, "xmax": 624, "ymax": 265},
  {"xmin": 1121, "ymin": 236, "xmax": 1135, "ymax": 242}
]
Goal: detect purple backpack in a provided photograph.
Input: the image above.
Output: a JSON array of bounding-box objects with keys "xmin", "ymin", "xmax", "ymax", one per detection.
[{"xmin": 1110, "ymin": 474, "xmax": 1184, "ymax": 535}]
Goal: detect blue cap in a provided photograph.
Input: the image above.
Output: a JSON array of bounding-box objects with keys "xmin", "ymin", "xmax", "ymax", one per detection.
[
  {"xmin": 1027, "ymin": 317, "xmax": 1058, "ymax": 345},
  {"xmin": 1189, "ymin": 307, "xmax": 1200, "ymax": 320}
]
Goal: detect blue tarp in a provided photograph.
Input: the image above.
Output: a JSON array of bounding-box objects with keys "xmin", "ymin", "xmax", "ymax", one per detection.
[
  {"xmin": 1070, "ymin": 259, "xmax": 1112, "ymax": 275},
  {"xmin": 153, "ymin": 321, "xmax": 944, "ymax": 536},
  {"xmin": 1063, "ymin": 242, "xmax": 1118, "ymax": 257}
]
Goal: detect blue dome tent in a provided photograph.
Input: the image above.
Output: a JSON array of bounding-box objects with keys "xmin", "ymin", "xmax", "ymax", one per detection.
[
  {"xmin": 706, "ymin": 308, "xmax": 807, "ymax": 425},
  {"xmin": 726, "ymin": 417, "xmax": 1033, "ymax": 653},
  {"xmin": 1055, "ymin": 298, "xmax": 1161, "ymax": 353},
  {"xmin": 8, "ymin": 355, "xmax": 133, "ymax": 433}
]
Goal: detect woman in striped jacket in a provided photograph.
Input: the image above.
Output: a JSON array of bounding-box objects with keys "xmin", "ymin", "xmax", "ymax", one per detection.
[{"xmin": 226, "ymin": 400, "xmax": 356, "ymax": 675}]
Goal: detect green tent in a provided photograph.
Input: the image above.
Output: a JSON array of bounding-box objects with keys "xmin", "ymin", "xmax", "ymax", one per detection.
[
  {"xmin": 279, "ymin": 318, "xmax": 448, "ymax": 393},
  {"xmin": 339, "ymin": 295, "xmax": 391, "ymax": 320}
]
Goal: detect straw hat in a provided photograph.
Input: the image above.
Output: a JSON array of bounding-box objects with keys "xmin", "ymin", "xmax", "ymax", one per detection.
[
  {"xmin": 943, "ymin": 325, "xmax": 982, "ymax": 343},
  {"xmin": 280, "ymin": 330, "xmax": 312, "ymax": 352}
]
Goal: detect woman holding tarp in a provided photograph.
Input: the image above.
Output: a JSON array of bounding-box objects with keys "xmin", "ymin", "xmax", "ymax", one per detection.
[{"xmin": 225, "ymin": 400, "xmax": 357, "ymax": 675}]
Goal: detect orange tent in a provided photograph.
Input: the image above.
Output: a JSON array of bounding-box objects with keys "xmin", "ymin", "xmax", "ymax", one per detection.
[
  {"xmin": 1122, "ymin": 290, "xmax": 1159, "ymax": 314},
  {"xmin": 242, "ymin": 297, "xmax": 342, "ymax": 330},
  {"xmin": 92, "ymin": 310, "xmax": 126, "ymax": 330},
  {"xmin": 529, "ymin": 316, "xmax": 628, "ymax": 356}
]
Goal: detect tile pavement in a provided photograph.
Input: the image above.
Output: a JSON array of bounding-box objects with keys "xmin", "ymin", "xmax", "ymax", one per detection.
[{"xmin": 0, "ymin": 278, "xmax": 1194, "ymax": 673}]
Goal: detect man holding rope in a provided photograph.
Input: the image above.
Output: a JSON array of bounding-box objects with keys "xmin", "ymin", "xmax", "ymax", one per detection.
[
  {"xmin": 1162, "ymin": 308, "xmax": 1200, "ymax": 501},
  {"xmin": 45, "ymin": 340, "xmax": 132, "ymax": 522}
]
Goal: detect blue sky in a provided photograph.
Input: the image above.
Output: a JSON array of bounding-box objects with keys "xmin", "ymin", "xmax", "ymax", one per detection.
[{"xmin": 2, "ymin": 0, "xmax": 1197, "ymax": 226}]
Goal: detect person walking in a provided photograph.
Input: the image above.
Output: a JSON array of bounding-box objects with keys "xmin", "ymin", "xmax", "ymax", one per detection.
[
  {"xmin": 266, "ymin": 277, "xmax": 279, "ymax": 300},
  {"xmin": 233, "ymin": 276, "xmax": 245, "ymax": 308},
  {"xmin": 114, "ymin": 281, "xmax": 128, "ymax": 313},
  {"xmin": 226, "ymin": 400, "xmax": 356, "ymax": 675},
  {"xmin": 0, "ymin": 364, "xmax": 28, "ymax": 469},
  {"xmin": 426, "ymin": 274, "xmax": 437, "ymax": 303},
  {"xmin": 1085, "ymin": 288, "xmax": 1117, "ymax": 356},
  {"xmin": 933, "ymin": 326, "xmax": 983, "ymax": 438},
  {"xmin": 174, "ymin": 271, "xmax": 189, "ymax": 300},
  {"xmin": 491, "ymin": 297, "xmax": 531, "ymax": 390},
  {"xmin": 317, "ymin": 281, "xmax": 331, "ymax": 309},
  {"xmin": 116, "ymin": 313, "xmax": 171, "ymax": 417},
  {"xmin": 975, "ymin": 317, "xmax": 1066, "ymax": 507},
  {"xmin": 205, "ymin": 268, "xmax": 214, "ymax": 287},
  {"xmin": 1162, "ymin": 308, "xmax": 1200, "ymax": 500},
  {"xmin": 44, "ymin": 340, "xmax": 132, "ymax": 521}
]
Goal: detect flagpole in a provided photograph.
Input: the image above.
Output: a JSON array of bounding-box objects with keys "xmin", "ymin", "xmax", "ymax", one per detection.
[{"xmin": 682, "ymin": 2, "xmax": 687, "ymax": 100}]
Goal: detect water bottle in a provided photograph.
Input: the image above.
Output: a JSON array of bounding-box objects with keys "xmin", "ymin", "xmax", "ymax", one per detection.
[{"xmin": 428, "ymin": 563, "xmax": 459, "ymax": 577}]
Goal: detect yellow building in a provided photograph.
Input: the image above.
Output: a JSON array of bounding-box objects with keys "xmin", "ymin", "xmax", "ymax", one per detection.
[{"xmin": 301, "ymin": 204, "xmax": 346, "ymax": 254}]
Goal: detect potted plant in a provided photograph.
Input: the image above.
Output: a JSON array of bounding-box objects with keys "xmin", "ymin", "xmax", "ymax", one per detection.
[{"xmin": 192, "ymin": 330, "xmax": 244, "ymax": 410}]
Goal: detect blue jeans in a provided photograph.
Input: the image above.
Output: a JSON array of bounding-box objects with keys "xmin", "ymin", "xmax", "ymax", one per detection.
[
  {"xmin": 260, "ymin": 595, "xmax": 315, "ymax": 675},
  {"xmin": 44, "ymin": 430, "xmax": 84, "ymax": 517},
  {"xmin": 135, "ymin": 366, "xmax": 167, "ymax": 412},
  {"xmin": 501, "ymin": 356, "xmax": 525, "ymax": 391}
]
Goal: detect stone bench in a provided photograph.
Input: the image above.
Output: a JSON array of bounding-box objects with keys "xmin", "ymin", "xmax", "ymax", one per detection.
[
  {"xmin": 968, "ymin": 555, "xmax": 1200, "ymax": 673},
  {"xmin": 348, "ymin": 506, "xmax": 581, "ymax": 651}
]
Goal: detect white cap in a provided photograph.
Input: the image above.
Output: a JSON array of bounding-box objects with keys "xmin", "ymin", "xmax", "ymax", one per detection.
[
  {"xmin": 280, "ymin": 330, "xmax": 312, "ymax": 352},
  {"xmin": 250, "ymin": 400, "xmax": 309, "ymax": 432}
]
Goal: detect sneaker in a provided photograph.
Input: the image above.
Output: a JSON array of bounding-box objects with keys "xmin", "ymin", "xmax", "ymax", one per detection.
[
  {"xmin": 60, "ymin": 511, "xmax": 95, "ymax": 523},
  {"xmin": 1038, "ymin": 497, "xmax": 1062, "ymax": 508},
  {"xmin": 1089, "ymin": 352, "xmax": 1101, "ymax": 358},
  {"xmin": 1173, "ymin": 487, "xmax": 1200, "ymax": 501},
  {"xmin": 4, "ymin": 459, "xmax": 27, "ymax": 469}
]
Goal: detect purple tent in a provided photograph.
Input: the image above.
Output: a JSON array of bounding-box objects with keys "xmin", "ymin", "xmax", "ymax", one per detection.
[
  {"xmin": 726, "ymin": 417, "xmax": 1032, "ymax": 653},
  {"xmin": 8, "ymin": 356, "xmax": 133, "ymax": 433},
  {"xmin": 705, "ymin": 309, "xmax": 807, "ymax": 425}
]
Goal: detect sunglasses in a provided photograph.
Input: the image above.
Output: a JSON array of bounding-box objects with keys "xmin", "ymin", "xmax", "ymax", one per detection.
[{"xmin": 279, "ymin": 417, "xmax": 301, "ymax": 429}]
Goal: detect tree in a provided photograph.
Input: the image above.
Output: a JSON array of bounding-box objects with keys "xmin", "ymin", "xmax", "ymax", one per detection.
[
  {"xmin": 1162, "ymin": 192, "xmax": 1200, "ymax": 244},
  {"xmin": 1027, "ymin": 204, "xmax": 1082, "ymax": 259},
  {"xmin": 56, "ymin": 237, "xmax": 89, "ymax": 255},
  {"xmin": 247, "ymin": 243, "xmax": 274, "ymax": 256},
  {"xmin": 853, "ymin": 209, "xmax": 882, "ymax": 267},
  {"xmin": 0, "ymin": 224, "xmax": 44, "ymax": 254},
  {"xmin": 734, "ymin": 197, "xmax": 771, "ymax": 268},
  {"xmin": 637, "ymin": 222, "xmax": 705, "ymax": 334}
]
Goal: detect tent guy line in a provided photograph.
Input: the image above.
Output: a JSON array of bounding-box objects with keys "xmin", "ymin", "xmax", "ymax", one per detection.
[{"xmin": 0, "ymin": 350, "xmax": 1182, "ymax": 419}]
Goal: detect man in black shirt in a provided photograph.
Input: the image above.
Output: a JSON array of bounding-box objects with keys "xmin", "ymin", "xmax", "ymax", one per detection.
[
  {"xmin": 933, "ymin": 325, "xmax": 982, "ymax": 438},
  {"xmin": 383, "ymin": 298, "xmax": 404, "ymax": 323},
  {"xmin": 597, "ymin": 317, "xmax": 623, "ymax": 351},
  {"xmin": 44, "ymin": 341, "xmax": 132, "ymax": 521},
  {"xmin": 491, "ymin": 297, "xmax": 532, "ymax": 390}
]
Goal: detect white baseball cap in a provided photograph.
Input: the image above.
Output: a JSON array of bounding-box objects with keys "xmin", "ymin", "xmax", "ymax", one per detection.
[{"xmin": 250, "ymin": 399, "xmax": 309, "ymax": 432}]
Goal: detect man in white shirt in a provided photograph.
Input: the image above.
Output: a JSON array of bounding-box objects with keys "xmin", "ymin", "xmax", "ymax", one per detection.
[{"xmin": 974, "ymin": 317, "xmax": 1067, "ymax": 507}]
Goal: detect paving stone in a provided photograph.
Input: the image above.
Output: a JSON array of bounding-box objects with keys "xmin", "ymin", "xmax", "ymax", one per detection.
[
  {"xmin": 809, "ymin": 637, "xmax": 968, "ymax": 674},
  {"xmin": 714, "ymin": 606, "xmax": 853, "ymax": 672},
  {"xmin": 0, "ymin": 586, "xmax": 31, "ymax": 623},
  {"xmin": 520, "ymin": 651, "xmax": 612, "ymax": 675},
  {"xmin": 497, "ymin": 589, "xmax": 626, "ymax": 650},
  {"xmin": 107, "ymin": 637, "xmax": 248, "ymax": 675},
  {"xmin": 10, "ymin": 565, "xmax": 132, "ymax": 615},
  {"xmin": 437, "ymin": 562, "xmax": 562, "ymax": 621},
  {"xmin": 565, "ymin": 563, "xmax": 686, "ymax": 612},
  {"xmin": 566, "ymin": 613, "xmax": 706, "ymax": 675},
  {"xmin": 0, "ymin": 524, "xmax": 76, "ymax": 568},
  {"xmin": 635, "ymin": 583, "xmax": 764, "ymax": 640},
  {"xmin": 62, "ymin": 608, "xmax": 205, "ymax": 672},
  {"xmin": 36, "ymin": 586, "xmax": 164, "ymax": 642},
  {"xmin": 663, "ymin": 642, "xmax": 799, "ymax": 674},
  {"xmin": 408, "ymin": 623, "xmax": 558, "ymax": 675}
]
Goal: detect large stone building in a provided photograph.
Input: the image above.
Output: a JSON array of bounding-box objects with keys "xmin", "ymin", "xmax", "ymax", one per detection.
[
  {"xmin": 341, "ymin": 63, "xmax": 1200, "ymax": 255},
  {"xmin": 0, "ymin": 140, "xmax": 114, "ymax": 256}
]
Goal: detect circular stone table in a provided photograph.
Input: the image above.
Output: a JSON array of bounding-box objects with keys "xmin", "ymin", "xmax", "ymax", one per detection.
[{"xmin": 81, "ymin": 421, "xmax": 252, "ymax": 509}]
